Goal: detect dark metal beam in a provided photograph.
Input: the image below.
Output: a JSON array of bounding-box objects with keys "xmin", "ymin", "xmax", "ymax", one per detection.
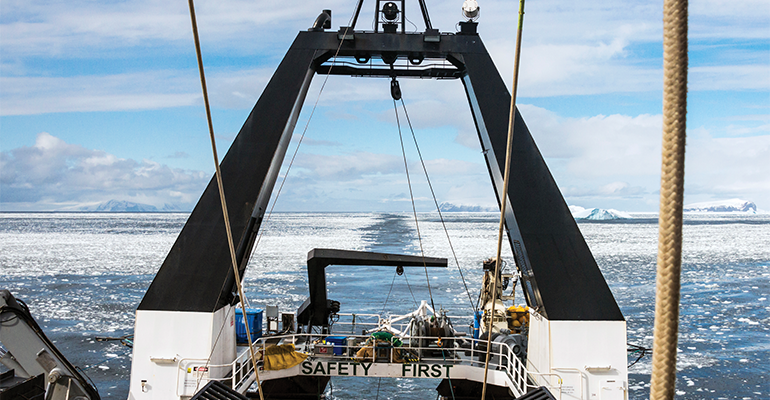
[
  {"xmin": 315, "ymin": 64, "xmax": 461, "ymax": 79},
  {"xmin": 459, "ymin": 38, "xmax": 624, "ymax": 321},
  {"xmin": 304, "ymin": 249, "xmax": 447, "ymax": 327},
  {"xmin": 138, "ymin": 37, "xmax": 318, "ymax": 312}
]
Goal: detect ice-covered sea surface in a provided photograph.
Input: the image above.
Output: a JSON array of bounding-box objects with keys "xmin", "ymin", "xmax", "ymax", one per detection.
[{"xmin": 1, "ymin": 212, "xmax": 768, "ymax": 399}]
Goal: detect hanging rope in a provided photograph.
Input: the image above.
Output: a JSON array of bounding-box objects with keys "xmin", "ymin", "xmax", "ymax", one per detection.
[
  {"xmin": 382, "ymin": 270, "xmax": 398, "ymax": 313},
  {"xmin": 186, "ymin": 1, "xmax": 264, "ymax": 398},
  {"xmin": 399, "ymin": 98, "xmax": 478, "ymax": 312},
  {"xmin": 392, "ymin": 96, "xmax": 437, "ymax": 313},
  {"xmin": 402, "ymin": 270, "xmax": 419, "ymax": 306},
  {"xmin": 650, "ymin": 0, "xmax": 688, "ymax": 398},
  {"xmin": 482, "ymin": 0, "xmax": 526, "ymax": 398}
]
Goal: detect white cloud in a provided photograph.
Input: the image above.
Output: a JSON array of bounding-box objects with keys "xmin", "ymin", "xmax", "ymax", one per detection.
[
  {"xmin": 0, "ymin": 67, "xmax": 280, "ymax": 115},
  {"xmin": 291, "ymin": 151, "xmax": 402, "ymax": 179},
  {"xmin": 0, "ymin": 132, "xmax": 208, "ymax": 210},
  {"xmin": 3, "ymin": 118, "xmax": 767, "ymax": 213},
  {"xmin": 1, "ymin": 0, "xmax": 768, "ymax": 211},
  {"xmin": 519, "ymin": 104, "xmax": 663, "ymax": 177},
  {"xmin": 685, "ymin": 130, "xmax": 770, "ymax": 203},
  {"xmin": 1, "ymin": 0, "xmax": 766, "ymax": 119},
  {"xmin": 0, "ymin": 72, "xmax": 199, "ymax": 115},
  {"xmin": 517, "ymin": 105, "xmax": 770, "ymax": 209},
  {"xmin": 0, "ymin": 0, "xmax": 350, "ymax": 57},
  {"xmin": 690, "ymin": 65, "xmax": 770, "ymax": 91},
  {"xmin": 259, "ymin": 148, "xmax": 494, "ymax": 211},
  {"xmin": 561, "ymin": 182, "xmax": 648, "ymax": 199},
  {"xmin": 690, "ymin": 0, "xmax": 770, "ymax": 40}
]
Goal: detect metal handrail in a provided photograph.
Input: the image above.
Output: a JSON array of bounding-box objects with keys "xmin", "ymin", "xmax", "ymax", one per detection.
[
  {"xmin": 527, "ymin": 372, "xmax": 565, "ymax": 400},
  {"xmin": 179, "ymin": 333, "xmax": 531, "ymax": 397},
  {"xmin": 550, "ymin": 367, "xmax": 585, "ymax": 400}
]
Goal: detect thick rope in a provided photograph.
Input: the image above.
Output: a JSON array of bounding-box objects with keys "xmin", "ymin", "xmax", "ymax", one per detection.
[
  {"xmin": 186, "ymin": 1, "xmax": 263, "ymax": 398},
  {"xmin": 482, "ymin": 1, "xmax": 525, "ymax": 398},
  {"xmin": 650, "ymin": 0, "xmax": 688, "ymax": 399}
]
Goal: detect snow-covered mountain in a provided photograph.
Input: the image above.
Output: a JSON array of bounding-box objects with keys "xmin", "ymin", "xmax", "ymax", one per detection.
[
  {"xmin": 683, "ymin": 199, "xmax": 757, "ymax": 213},
  {"xmin": 438, "ymin": 202, "xmax": 497, "ymax": 212},
  {"xmin": 80, "ymin": 200, "xmax": 161, "ymax": 212}
]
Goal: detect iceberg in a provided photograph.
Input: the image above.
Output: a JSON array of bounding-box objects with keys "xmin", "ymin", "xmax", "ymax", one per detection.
[
  {"xmin": 683, "ymin": 199, "xmax": 757, "ymax": 213},
  {"xmin": 572, "ymin": 207, "xmax": 632, "ymax": 220}
]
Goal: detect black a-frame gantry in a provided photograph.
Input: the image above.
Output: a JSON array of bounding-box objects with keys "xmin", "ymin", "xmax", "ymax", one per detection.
[{"xmin": 139, "ymin": 3, "xmax": 623, "ymax": 322}]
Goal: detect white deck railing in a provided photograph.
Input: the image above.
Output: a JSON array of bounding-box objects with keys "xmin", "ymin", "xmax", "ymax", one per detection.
[{"xmin": 177, "ymin": 331, "xmax": 533, "ymax": 398}]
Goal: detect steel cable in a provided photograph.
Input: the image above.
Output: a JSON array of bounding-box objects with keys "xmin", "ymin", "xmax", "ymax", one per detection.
[
  {"xmin": 399, "ymin": 98, "xmax": 478, "ymax": 312},
  {"xmin": 392, "ymin": 97, "xmax": 437, "ymax": 313}
]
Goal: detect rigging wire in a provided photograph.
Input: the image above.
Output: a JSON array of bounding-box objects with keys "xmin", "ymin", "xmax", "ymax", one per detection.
[
  {"xmin": 398, "ymin": 97, "xmax": 477, "ymax": 312},
  {"xmin": 392, "ymin": 96, "xmax": 436, "ymax": 313},
  {"xmin": 402, "ymin": 270, "xmax": 419, "ymax": 307},
  {"xmin": 381, "ymin": 270, "xmax": 398, "ymax": 314}
]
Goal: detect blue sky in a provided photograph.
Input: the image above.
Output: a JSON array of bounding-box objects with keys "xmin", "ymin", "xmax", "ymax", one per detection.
[{"xmin": 1, "ymin": 0, "xmax": 768, "ymax": 212}]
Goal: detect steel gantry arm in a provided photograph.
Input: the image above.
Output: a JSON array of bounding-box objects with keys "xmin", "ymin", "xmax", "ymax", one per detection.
[{"xmin": 138, "ymin": 15, "xmax": 622, "ymax": 322}]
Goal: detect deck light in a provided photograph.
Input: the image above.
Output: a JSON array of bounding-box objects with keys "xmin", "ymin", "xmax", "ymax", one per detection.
[{"xmin": 462, "ymin": 0, "xmax": 480, "ymax": 21}]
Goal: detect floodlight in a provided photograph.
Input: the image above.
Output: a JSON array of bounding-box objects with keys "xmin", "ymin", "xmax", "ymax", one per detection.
[{"xmin": 462, "ymin": 0, "xmax": 480, "ymax": 21}]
